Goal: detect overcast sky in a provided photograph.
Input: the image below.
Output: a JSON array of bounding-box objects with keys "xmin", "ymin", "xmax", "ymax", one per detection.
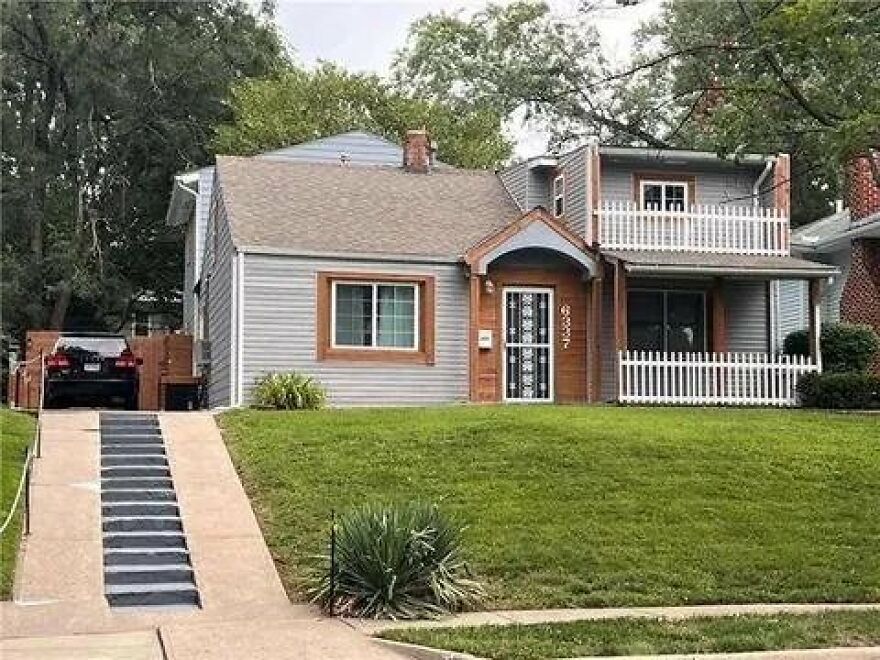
[{"xmin": 272, "ymin": 0, "xmax": 662, "ymax": 156}]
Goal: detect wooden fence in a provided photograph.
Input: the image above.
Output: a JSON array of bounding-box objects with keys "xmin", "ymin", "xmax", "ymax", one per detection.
[{"xmin": 8, "ymin": 331, "xmax": 197, "ymax": 410}]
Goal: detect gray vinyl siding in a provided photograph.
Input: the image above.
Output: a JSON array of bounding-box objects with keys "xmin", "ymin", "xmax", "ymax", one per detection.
[
  {"xmin": 259, "ymin": 131, "xmax": 403, "ymax": 166},
  {"xmin": 559, "ymin": 148, "xmax": 587, "ymax": 237},
  {"xmin": 725, "ymin": 280, "xmax": 769, "ymax": 353},
  {"xmin": 774, "ymin": 248, "xmax": 849, "ymax": 347},
  {"xmin": 527, "ymin": 168, "xmax": 552, "ymax": 210},
  {"xmin": 204, "ymin": 186, "xmax": 234, "ymax": 407},
  {"xmin": 183, "ymin": 219, "xmax": 195, "ymax": 333},
  {"xmin": 195, "ymin": 167, "xmax": 214, "ymax": 281},
  {"xmin": 817, "ymin": 249, "xmax": 849, "ymax": 323},
  {"xmin": 240, "ymin": 255, "xmax": 469, "ymax": 406},
  {"xmin": 498, "ymin": 161, "xmax": 528, "ymax": 211},
  {"xmin": 776, "ymin": 279, "xmax": 808, "ymax": 347},
  {"xmin": 600, "ymin": 163, "xmax": 759, "ymax": 207}
]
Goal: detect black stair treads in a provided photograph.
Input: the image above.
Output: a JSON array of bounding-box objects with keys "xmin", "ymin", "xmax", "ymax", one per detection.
[{"xmin": 98, "ymin": 413, "xmax": 200, "ymax": 609}]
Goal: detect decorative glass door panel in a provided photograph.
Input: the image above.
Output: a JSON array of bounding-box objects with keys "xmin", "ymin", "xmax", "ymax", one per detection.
[{"xmin": 504, "ymin": 288, "xmax": 553, "ymax": 401}]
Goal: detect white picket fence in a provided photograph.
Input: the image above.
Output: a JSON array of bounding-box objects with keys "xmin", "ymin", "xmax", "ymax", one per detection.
[
  {"xmin": 617, "ymin": 351, "xmax": 820, "ymax": 406},
  {"xmin": 600, "ymin": 201, "xmax": 789, "ymax": 255}
]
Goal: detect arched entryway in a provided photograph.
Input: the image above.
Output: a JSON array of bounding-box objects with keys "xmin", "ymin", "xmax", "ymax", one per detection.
[{"xmin": 463, "ymin": 209, "xmax": 600, "ymax": 403}]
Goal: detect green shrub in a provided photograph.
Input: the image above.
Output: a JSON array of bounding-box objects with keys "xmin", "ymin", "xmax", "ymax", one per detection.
[
  {"xmin": 251, "ymin": 372, "xmax": 326, "ymax": 410},
  {"xmin": 784, "ymin": 323, "xmax": 880, "ymax": 373},
  {"xmin": 798, "ymin": 372, "xmax": 880, "ymax": 409},
  {"xmin": 311, "ymin": 502, "xmax": 484, "ymax": 619}
]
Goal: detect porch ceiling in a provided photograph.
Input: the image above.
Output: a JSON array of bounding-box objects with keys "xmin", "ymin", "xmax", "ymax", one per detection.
[{"xmin": 603, "ymin": 250, "xmax": 839, "ymax": 279}]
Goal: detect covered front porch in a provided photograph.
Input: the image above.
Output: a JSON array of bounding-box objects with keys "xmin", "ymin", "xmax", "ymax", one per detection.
[{"xmin": 604, "ymin": 251, "xmax": 838, "ymax": 406}]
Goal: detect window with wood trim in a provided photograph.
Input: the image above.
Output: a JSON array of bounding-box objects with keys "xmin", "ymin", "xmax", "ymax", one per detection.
[
  {"xmin": 634, "ymin": 172, "xmax": 696, "ymax": 212},
  {"xmin": 317, "ymin": 272, "xmax": 435, "ymax": 364},
  {"xmin": 552, "ymin": 173, "xmax": 565, "ymax": 217}
]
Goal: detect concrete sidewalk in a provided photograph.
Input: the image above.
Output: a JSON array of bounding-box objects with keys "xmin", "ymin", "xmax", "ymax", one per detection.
[{"xmin": 1, "ymin": 411, "xmax": 403, "ymax": 659}]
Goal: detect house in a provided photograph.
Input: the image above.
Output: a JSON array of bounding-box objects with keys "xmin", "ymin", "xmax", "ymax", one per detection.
[
  {"xmin": 782, "ymin": 153, "xmax": 880, "ymax": 369},
  {"xmin": 164, "ymin": 131, "xmax": 410, "ymax": 373},
  {"xmin": 184, "ymin": 130, "xmax": 838, "ymax": 407}
]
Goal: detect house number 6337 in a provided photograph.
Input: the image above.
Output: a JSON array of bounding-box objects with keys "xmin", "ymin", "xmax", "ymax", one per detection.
[{"xmin": 559, "ymin": 304, "xmax": 572, "ymax": 350}]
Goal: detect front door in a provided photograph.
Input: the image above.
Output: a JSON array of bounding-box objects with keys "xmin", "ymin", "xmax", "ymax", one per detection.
[{"xmin": 503, "ymin": 287, "xmax": 554, "ymax": 402}]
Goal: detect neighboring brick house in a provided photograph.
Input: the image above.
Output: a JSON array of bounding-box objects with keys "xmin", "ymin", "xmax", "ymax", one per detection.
[
  {"xmin": 169, "ymin": 130, "xmax": 838, "ymax": 408},
  {"xmin": 789, "ymin": 153, "xmax": 880, "ymax": 373}
]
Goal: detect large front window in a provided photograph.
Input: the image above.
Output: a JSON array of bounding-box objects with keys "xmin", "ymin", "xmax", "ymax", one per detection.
[
  {"xmin": 332, "ymin": 282, "xmax": 418, "ymax": 350},
  {"xmin": 628, "ymin": 290, "xmax": 705, "ymax": 352}
]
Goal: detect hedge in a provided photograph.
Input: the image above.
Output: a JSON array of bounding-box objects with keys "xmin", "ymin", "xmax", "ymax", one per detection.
[
  {"xmin": 798, "ymin": 372, "xmax": 880, "ymax": 409},
  {"xmin": 784, "ymin": 323, "xmax": 879, "ymax": 373}
]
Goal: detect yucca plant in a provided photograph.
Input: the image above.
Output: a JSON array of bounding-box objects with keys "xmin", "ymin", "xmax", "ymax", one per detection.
[
  {"xmin": 311, "ymin": 502, "xmax": 484, "ymax": 619},
  {"xmin": 251, "ymin": 372, "xmax": 326, "ymax": 410}
]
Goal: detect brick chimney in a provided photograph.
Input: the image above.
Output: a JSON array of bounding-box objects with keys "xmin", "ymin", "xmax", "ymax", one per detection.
[
  {"xmin": 840, "ymin": 151, "xmax": 880, "ymax": 374},
  {"xmin": 844, "ymin": 152, "xmax": 880, "ymax": 222},
  {"xmin": 402, "ymin": 129, "xmax": 432, "ymax": 174}
]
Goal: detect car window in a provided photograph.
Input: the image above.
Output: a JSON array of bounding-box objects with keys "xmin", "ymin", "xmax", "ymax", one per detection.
[{"xmin": 55, "ymin": 336, "xmax": 129, "ymax": 357}]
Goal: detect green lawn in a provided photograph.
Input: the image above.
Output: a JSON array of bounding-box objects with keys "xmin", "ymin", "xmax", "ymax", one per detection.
[
  {"xmin": 220, "ymin": 405, "xmax": 880, "ymax": 609},
  {"xmin": 381, "ymin": 611, "xmax": 880, "ymax": 659},
  {"xmin": 1, "ymin": 408, "xmax": 35, "ymax": 600}
]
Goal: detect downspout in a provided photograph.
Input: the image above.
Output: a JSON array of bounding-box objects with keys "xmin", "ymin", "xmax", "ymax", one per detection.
[
  {"xmin": 229, "ymin": 250, "xmax": 238, "ymax": 406},
  {"xmin": 753, "ymin": 157, "xmax": 777, "ymax": 349},
  {"xmin": 236, "ymin": 251, "xmax": 245, "ymax": 406}
]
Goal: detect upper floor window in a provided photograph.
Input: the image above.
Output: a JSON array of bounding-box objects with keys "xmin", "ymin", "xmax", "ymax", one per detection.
[
  {"xmin": 552, "ymin": 174, "xmax": 564, "ymax": 217},
  {"xmin": 640, "ymin": 180, "xmax": 688, "ymax": 212}
]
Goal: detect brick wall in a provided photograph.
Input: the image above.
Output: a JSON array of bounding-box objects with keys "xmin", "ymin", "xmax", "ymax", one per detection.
[
  {"xmin": 845, "ymin": 153, "xmax": 880, "ymax": 222},
  {"xmin": 840, "ymin": 239, "xmax": 880, "ymax": 374}
]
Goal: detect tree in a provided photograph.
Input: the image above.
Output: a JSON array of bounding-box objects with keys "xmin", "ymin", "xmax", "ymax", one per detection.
[
  {"xmin": 212, "ymin": 62, "xmax": 511, "ymax": 169},
  {"xmin": 392, "ymin": 0, "xmax": 880, "ymax": 223},
  {"xmin": 1, "ymin": 1, "xmax": 286, "ymax": 340}
]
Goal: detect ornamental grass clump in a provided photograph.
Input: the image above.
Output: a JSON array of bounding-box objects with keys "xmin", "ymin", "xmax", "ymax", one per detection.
[
  {"xmin": 251, "ymin": 372, "xmax": 326, "ymax": 410},
  {"xmin": 312, "ymin": 501, "xmax": 484, "ymax": 619}
]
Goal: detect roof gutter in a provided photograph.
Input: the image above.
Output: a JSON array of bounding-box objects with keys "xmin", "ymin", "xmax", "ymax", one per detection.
[
  {"xmin": 752, "ymin": 157, "xmax": 775, "ymax": 208},
  {"xmin": 623, "ymin": 263, "xmax": 838, "ymax": 278}
]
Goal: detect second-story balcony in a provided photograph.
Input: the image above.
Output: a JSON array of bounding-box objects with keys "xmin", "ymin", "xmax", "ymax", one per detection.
[{"xmin": 599, "ymin": 201, "xmax": 790, "ymax": 256}]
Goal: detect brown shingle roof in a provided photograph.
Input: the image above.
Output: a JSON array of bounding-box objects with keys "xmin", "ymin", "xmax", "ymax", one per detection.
[
  {"xmin": 215, "ymin": 156, "xmax": 520, "ymax": 259},
  {"xmin": 603, "ymin": 250, "xmax": 839, "ymax": 277}
]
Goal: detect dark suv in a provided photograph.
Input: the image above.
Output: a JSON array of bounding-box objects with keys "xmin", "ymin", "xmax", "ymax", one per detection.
[{"xmin": 44, "ymin": 333, "xmax": 141, "ymax": 409}]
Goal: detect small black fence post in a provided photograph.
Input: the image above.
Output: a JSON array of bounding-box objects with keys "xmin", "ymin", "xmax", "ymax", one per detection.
[{"xmin": 329, "ymin": 509, "xmax": 336, "ymax": 617}]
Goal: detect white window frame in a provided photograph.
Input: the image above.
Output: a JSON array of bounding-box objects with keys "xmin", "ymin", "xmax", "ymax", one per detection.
[
  {"xmin": 639, "ymin": 180, "xmax": 689, "ymax": 211},
  {"xmin": 502, "ymin": 286, "xmax": 555, "ymax": 403},
  {"xmin": 552, "ymin": 174, "xmax": 565, "ymax": 217},
  {"xmin": 330, "ymin": 280, "xmax": 420, "ymax": 351},
  {"xmin": 628, "ymin": 288, "xmax": 708, "ymax": 353}
]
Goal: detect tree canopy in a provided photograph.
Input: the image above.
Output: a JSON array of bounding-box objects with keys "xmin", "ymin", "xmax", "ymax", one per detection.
[
  {"xmin": 212, "ymin": 62, "xmax": 512, "ymax": 169},
  {"xmin": 2, "ymin": 0, "xmax": 286, "ymax": 338},
  {"xmin": 393, "ymin": 0, "xmax": 880, "ymax": 223}
]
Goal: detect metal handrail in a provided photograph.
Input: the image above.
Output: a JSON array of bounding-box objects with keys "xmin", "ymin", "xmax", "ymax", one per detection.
[{"xmin": 1, "ymin": 350, "xmax": 45, "ymax": 537}]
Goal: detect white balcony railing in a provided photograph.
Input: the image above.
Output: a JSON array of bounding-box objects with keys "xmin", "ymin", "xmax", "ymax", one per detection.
[
  {"xmin": 618, "ymin": 351, "xmax": 819, "ymax": 407},
  {"xmin": 600, "ymin": 201, "xmax": 789, "ymax": 255}
]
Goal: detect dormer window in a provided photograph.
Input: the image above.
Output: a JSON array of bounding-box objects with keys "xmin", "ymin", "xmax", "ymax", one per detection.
[
  {"xmin": 552, "ymin": 173, "xmax": 565, "ymax": 217},
  {"xmin": 640, "ymin": 180, "xmax": 688, "ymax": 211}
]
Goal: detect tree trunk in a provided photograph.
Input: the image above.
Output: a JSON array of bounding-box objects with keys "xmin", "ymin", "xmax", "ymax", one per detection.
[{"xmin": 49, "ymin": 281, "xmax": 72, "ymax": 330}]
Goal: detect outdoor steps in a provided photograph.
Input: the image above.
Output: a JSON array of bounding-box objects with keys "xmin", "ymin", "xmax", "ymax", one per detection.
[{"xmin": 99, "ymin": 412, "xmax": 200, "ymax": 609}]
